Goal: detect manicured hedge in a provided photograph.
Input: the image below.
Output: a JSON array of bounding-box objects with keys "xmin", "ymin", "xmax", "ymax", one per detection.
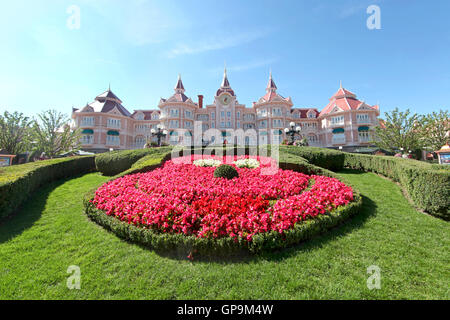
[
  {"xmin": 344, "ymin": 153, "xmax": 450, "ymax": 219},
  {"xmin": 0, "ymin": 156, "xmax": 95, "ymax": 220},
  {"xmin": 95, "ymin": 147, "xmax": 173, "ymax": 176},
  {"xmin": 115, "ymin": 151, "xmax": 173, "ymax": 177},
  {"xmin": 84, "ymin": 149, "xmax": 363, "ymax": 256},
  {"xmin": 281, "ymin": 146, "xmax": 449, "ymax": 219},
  {"xmin": 280, "ymin": 146, "xmax": 345, "ymax": 171}
]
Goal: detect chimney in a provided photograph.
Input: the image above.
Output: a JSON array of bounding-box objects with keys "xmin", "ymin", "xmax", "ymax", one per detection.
[{"xmin": 198, "ymin": 95, "xmax": 204, "ymax": 108}]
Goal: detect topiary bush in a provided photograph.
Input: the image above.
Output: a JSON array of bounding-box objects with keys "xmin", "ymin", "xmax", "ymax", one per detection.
[
  {"xmin": 95, "ymin": 147, "xmax": 172, "ymax": 176},
  {"xmin": 213, "ymin": 164, "xmax": 239, "ymax": 179},
  {"xmin": 0, "ymin": 156, "xmax": 96, "ymax": 220}
]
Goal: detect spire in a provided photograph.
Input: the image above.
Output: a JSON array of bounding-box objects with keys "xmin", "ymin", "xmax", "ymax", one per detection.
[
  {"xmin": 266, "ymin": 70, "xmax": 277, "ymax": 92},
  {"xmin": 216, "ymin": 64, "xmax": 235, "ymax": 96},
  {"xmin": 174, "ymin": 74, "xmax": 185, "ymax": 93},
  {"xmin": 339, "ymin": 80, "xmax": 342, "ymax": 88},
  {"xmin": 221, "ymin": 67, "xmax": 230, "ymax": 88}
]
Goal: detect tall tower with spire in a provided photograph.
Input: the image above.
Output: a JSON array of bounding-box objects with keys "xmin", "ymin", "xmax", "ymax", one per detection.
[
  {"xmin": 174, "ymin": 74, "xmax": 185, "ymax": 93},
  {"xmin": 266, "ymin": 71, "xmax": 277, "ymax": 93},
  {"xmin": 216, "ymin": 67, "xmax": 235, "ymax": 97}
]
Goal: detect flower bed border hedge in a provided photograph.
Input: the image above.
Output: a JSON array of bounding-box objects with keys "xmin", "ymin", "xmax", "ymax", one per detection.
[
  {"xmin": 282, "ymin": 146, "xmax": 449, "ymax": 219},
  {"xmin": 95, "ymin": 147, "xmax": 173, "ymax": 176},
  {"xmin": 0, "ymin": 156, "xmax": 96, "ymax": 220},
  {"xmin": 83, "ymin": 149, "xmax": 362, "ymax": 256},
  {"xmin": 344, "ymin": 153, "xmax": 449, "ymax": 219}
]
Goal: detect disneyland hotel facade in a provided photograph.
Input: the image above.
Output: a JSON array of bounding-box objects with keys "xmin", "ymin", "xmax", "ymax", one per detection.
[{"xmin": 72, "ymin": 70, "xmax": 380, "ymax": 152}]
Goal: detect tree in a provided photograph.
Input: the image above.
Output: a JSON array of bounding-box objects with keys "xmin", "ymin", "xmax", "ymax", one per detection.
[
  {"xmin": 32, "ymin": 109, "xmax": 81, "ymax": 158},
  {"xmin": 0, "ymin": 111, "xmax": 32, "ymax": 154},
  {"xmin": 420, "ymin": 109, "xmax": 450, "ymax": 151},
  {"xmin": 373, "ymin": 108, "xmax": 423, "ymax": 152}
]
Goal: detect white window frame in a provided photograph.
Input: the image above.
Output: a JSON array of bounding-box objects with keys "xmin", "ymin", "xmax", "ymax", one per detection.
[{"xmin": 81, "ymin": 134, "xmax": 94, "ymax": 144}]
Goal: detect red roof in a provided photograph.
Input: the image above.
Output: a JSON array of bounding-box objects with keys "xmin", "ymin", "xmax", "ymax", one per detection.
[
  {"xmin": 255, "ymin": 73, "xmax": 291, "ymax": 104},
  {"xmin": 332, "ymin": 87, "xmax": 356, "ymax": 99},
  {"xmin": 160, "ymin": 75, "xmax": 195, "ymax": 105},
  {"xmin": 319, "ymin": 86, "xmax": 377, "ymax": 116},
  {"xmin": 131, "ymin": 111, "xmax": 160, "ymax": 120},
  {"xmin": 291, "ymin": 108, "xmax": 320, "ymax": 118}
]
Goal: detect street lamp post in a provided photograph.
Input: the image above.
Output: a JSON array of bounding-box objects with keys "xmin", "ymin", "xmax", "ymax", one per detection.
[
  {"xmin": 149, "ymin": 124, "xmax": 168, "ymax": 147},
  {"xmin": 284, "ymin": 122, "xmax": 301, "ymax": 145}
]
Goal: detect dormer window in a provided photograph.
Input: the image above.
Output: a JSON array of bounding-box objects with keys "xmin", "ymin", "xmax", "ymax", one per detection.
[
  {"xmin": 307, "ymin": 112, "xmax": 316, "ymax": 118},
  {"xmin": 136, "ymin": 113, "xmax": 144, "ymax": 120}
]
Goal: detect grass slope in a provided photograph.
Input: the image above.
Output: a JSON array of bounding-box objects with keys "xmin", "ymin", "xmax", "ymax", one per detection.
[{"xmin": 0, "ymin": 170, "xmax": 448, "ymax": 299}]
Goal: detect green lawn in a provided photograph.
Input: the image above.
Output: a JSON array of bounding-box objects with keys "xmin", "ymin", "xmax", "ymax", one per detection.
[{"xmin": 0, "ymin": 170, "xmax": 448, "ymax": 299}]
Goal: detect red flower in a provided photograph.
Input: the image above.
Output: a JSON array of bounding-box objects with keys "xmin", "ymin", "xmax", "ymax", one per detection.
[{"xmin": 91, "ymin": 156, "xmax": 353, "ymax": 242}]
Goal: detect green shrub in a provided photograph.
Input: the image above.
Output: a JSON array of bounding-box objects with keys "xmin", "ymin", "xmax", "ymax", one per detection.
[
  {"xmin": 116, "ymin": 152, "xmax": 172, "ymax": 177},
  {"xmin": 280, "ymin": 146, "xmax": 345, "ymax": 171},
  {"xmin": 95, "ymin": 147, "xmax": 172, "ymax": 176},
  {"xmin": 344, "ymin": 153, "xmax": 450, "ymax": 219},
  {"xmin": 0, "ymin": 156, "xmax": 95, "ymax": 220},
  {"xmin": 280, "ymin": 146, "xmax": 449, "ymax": 219},
  {"xmin": 214, "ymin": 164, "xmax": 239, "ymax": 179}
]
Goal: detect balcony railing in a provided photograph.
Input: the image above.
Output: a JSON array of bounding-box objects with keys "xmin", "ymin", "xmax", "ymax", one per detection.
[
  {"xmin": 329, "ymin": 121, "xmax": 345, "ymax": 127},
  {"xmin": 332, "ymin": 137, "xmax": 346, "ymax": 144},
  {"xmin": 107, "ymin": 123, "xmax": 121, "ymax": 129},
  {"xmin": 80, "ymin": 121, "xmax": 95, "ymax": 127},
  {"xmin": 106, "ymin": 138, "xmax": 120, "ymax": 146},
  {"xmin": 81, "ymin": 136, "xmax": 94, "ymax": 145},
  {"xmin": 358, "ymin": 136, "xmax": 371, "ymax": 143},
  {"xmin": 356, "ymin": 119, "xmax": 374, "ymax": 124}
]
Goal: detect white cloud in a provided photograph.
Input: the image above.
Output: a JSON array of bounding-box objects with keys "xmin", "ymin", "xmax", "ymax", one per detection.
[
  {"xmin": 339, "ymin": 4, "xmax": 366, "ymax": 19},
  {"xmin": 168, "ymin": 29, "xmax": 271, "ymax": 58},
  {"xmin": 79, "ymin": 0, "xmax": 188, "ymax": 46},
  {"xmin": 209, "ymin": 58, "xmax": 279, "ymax": 73}
]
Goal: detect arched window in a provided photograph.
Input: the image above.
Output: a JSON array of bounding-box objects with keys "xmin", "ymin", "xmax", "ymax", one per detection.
[
  {"xmin": 308, "ymin": 134, "xmax": 318, "ymax": 144},
  {"xmin": 135, "ymin": 136, "xmax": 146, "ymax": 147},
  {"xmin": 358, "ymin": 126, "xmax": 370, "ymax": 142}
]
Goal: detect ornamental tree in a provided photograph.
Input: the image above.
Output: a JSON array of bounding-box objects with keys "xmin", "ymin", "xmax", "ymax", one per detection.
[
  {"xmin": 374, "ymin": 108, "xmax": 423, "ymax": 152},
  {"xmin": 420, "ymin": 109, "xmax": 449, "ymax": 151},
  {"xmin": 0, "ymin": 111, "xmax": 32, "ymax": 155},
  {"xmin": 31, "ymin": 109, "xmax": 81, "ymax": 158}
]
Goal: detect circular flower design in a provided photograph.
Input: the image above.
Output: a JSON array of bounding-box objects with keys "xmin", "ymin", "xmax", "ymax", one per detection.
[{"xmin": 92, "ymin": 156, "xmax": 353, "ymax": 242}]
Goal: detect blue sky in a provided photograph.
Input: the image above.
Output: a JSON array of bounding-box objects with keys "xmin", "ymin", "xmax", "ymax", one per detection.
[{"xmin": 0, "ymin": 0, "xmax": 449, "ymax": 118}]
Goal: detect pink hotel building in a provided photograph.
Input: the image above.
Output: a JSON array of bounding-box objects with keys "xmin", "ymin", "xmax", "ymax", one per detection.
[{"xmin": 72, "ymin": 70, "xmax": 380, "ymax": 152}]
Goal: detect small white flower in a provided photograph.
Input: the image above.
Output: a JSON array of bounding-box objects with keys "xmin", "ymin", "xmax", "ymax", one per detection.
[
  {"xmin": 193, "ymin": 159, "xmax": 222, "ymax": 167},
  {"xmin": 233, "ymin": 158, "xmax": 260, "ymax": 169}
]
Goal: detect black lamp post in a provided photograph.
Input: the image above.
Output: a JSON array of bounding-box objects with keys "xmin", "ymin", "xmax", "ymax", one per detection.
[
  {"xmin": 284, "ymin": 122, "xmax": 301, "ymax": 145},
  {"xmin": 149, "ymin": 124, "xmax": 168, "ymax": 147}
]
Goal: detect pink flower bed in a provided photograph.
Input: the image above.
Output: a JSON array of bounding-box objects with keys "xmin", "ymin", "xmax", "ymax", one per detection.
[{"xmin": 92, "ymin": 156, "xmax": 353, "ymax": 242}]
